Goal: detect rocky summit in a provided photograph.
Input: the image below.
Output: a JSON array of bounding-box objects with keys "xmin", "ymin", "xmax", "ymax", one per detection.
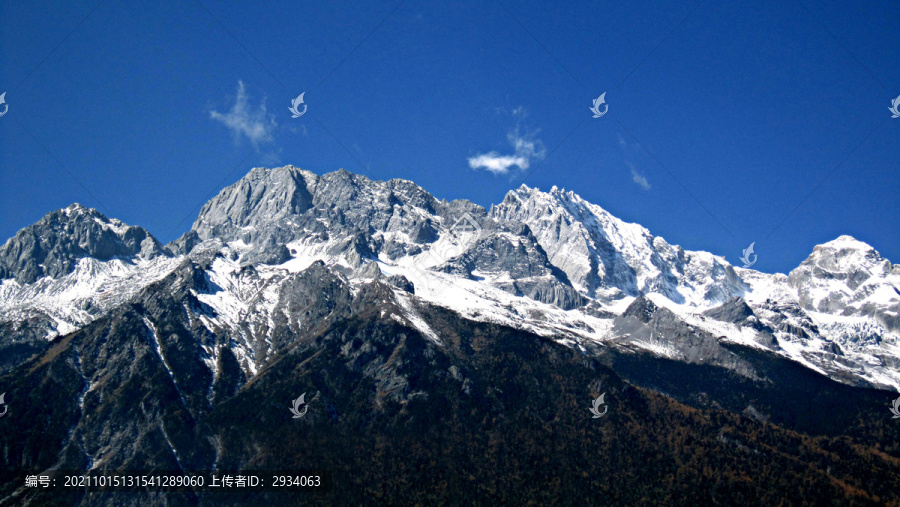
[{"xmin": 1, "ymin": 165, "xmax": 899, "ymax": 505}]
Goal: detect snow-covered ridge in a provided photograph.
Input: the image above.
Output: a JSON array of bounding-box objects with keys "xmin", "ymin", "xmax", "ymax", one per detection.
[
  {"xmin": 490, "ymin": 183, "xmax": 746, "ymax": 306},
  {"xmin": 2, "ymin": 166, "xmax": 899, "ymax": 391},
  {"xmin": 0, "ymin": 255, "xmax": 183, "ymax": 339}
]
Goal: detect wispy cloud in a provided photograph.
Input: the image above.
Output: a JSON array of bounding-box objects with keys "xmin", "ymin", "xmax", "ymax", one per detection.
[
  {"xmin": 210, "ymin": 81, "xmax": 277, "ymax": 150},
  {"xmin": 288, "ymin": 124, "xmax": 308, "ymax": 137},
  {"xmin": 628, "ymin": 161, "xmax": 651, "ymax": 190},
  {"xmin": 492, "ymin": 104, "xmax": 528, "ymax": 119},
  {"xmin": 469, "ymin": 126, "xmax": 546, "ymax": 176},
  {"xmin": 618, "ymin": 132, "xmax": 650, "ymax": 190}
]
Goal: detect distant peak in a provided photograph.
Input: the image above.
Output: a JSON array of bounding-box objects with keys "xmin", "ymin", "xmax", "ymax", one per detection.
[
  {"xmin": 547, "ymin": 185, "xmax": 576, "ymax": 198},
  {"xmin": 59, "ymin": 203, "xmax": 105, "ymax": 221},
  {"xmin": 802, "ymin": 235, "xmax": 888, "ymax": 270},
  {"xmin": 818, "ymin": 235, "xmax": 874, "ymax": 252},
  {"xmin": 320, "ymin": 167, "xmax": 370, "ymax": 183},
  {"xmin": 63, "ymin": 202, "xmax": 90, "ymax": 214},
  {"xmin": 246, "ymin": 165, "xmax": 311, "ymax": 178},
  {"xmin": 501, "ymin": 183, "xmax": 588, "ymax": 210},
  {"xmin": 1, "ymin": 203, "xmax": 166, "ymax": 284}
]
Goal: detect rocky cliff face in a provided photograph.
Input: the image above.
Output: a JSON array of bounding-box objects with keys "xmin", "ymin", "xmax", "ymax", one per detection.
[
  {"xmin": 0, "ymin": 204, "xmax": 168, "ymax": 284},
  {"xmin": 177, "ymin": 166, "xmax": 750, "ymax": 313},
  {"xmin": 180, "ymin": 167, "xmax": 467, "ymax": 263}
]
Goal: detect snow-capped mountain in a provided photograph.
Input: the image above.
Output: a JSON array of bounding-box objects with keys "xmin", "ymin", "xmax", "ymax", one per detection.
[
  {"xmin": 4, "ymin": 165, "xmax": 900, "ymax": 506},
  {"xmin": 789, "ymin": 235, "xmax": 900, "ymax": 332},
  {"xmin": 2, "ymin": 165, "xmax": 899, "ymax": 391}
]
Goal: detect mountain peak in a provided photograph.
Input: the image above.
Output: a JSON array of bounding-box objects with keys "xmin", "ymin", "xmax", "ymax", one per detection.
[
  {"xmin": 788, "ymin": 234, "xmax": 898, "ymax": 328},
  {"xmin": 2, "ymin": 164, "xmax": 899, "ymax": 398},
  {"xmin": 818, "ymin": 235, "xmax": 875, "ymax": 253},
  {"xmin": 491, "ymin": 183, "xmax": 742, "ymax": 304},
  {"xmin": 184, "ymin": 166, "xmax": 452, "ymax": 264},
  {"xmin": 805, "ymin": 235, "xmax": 885, "ymax": 271},
  {"xmin": 191, "ymin": 165, "xmax": 319, "ymax": 243},
  {"xmin": 548, "ymin": 185, "xmax": 578, "ymax": 200},
  {"xmin": 0, "ymin": 206, "xmax": 168, "ymax": 284},
  {"xmin": 59, "ymin": 202, "xmax": 100, "ymax": 218},
  {"xmin": 54, "ymin": 203, "xmax": 128, "ymax": 232},
  {"xmin": 63, "ymin": 202, "xmax": 89, "ymax": 213}
]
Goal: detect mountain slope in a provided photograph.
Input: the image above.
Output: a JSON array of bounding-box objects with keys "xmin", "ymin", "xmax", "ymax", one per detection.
[
  {"xmin": 0, "ymin": 205, "xmax": 178, "ymax": 373},
  {"xmin": 3, "ymin": 259, "xmax": 899, "ymax": 505}
]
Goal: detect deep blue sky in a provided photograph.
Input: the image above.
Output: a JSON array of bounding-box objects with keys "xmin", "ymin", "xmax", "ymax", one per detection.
[{"xmin": 1, "ymin": 0, "xmax": 898, "ymax": 274}]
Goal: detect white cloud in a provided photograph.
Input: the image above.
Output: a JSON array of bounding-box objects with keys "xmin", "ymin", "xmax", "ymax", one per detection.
[
  {"xmin": 469, "ymin": 127, "xmax": 546, "ymax": 176},
  {"xmin": 618, "ymin": 132, "xmax": 650, "ymax": 190},
  {"xmin": 627, "ymin": 161, "xmax": 651, "ymax": 190},
  {"xmin": 210, "ymin": 81, "xmax": 276, "ymax": 150},
  {"xmin": 468, "ymin": 153, "xmax": 529, "ymax": 175}
]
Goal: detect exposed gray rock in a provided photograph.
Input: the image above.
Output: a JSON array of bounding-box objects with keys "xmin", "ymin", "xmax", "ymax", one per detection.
[
  {"xmin": 703, "ymin": 297, "xmax": 755, "ymax": 324},
  {"xmin": 191, "ymin": 165, "xmax": 316, "ymax": 242},
  {"xmin": 436, "ymin": 222, "xmax": 585, "ymax": 309},
  {"xmin": 614, "ymin": 296, "xmax": 759, "ymax": 379},
  {"xmin": 167, "ymin": 230, "xmax": 201, "ymax": 256},
  {"xmin": 0, "ymin": 204, "xmax": 168, "ymax": 284},
  {"xmin": 386, "ymin": 274, "xmax": 414, "ymax": 293},
  {"xmin": 356, "ymin": 261, "xmax": 383, "ymax": 279},
  {"xmin": 622, "ymin": 294, "xmax": 659, "ymax": 322},
  {"xmin": 241, "ymin": 239, "xmax": 291, "ymax": 266},
  {"xmin": 704, "ymin": 296, "xmax": 769, "ymax": 331},
  {"xmin": 188, "ymin": 166, "xmax": 484, "ymax": 266},
  {"xmin": 702, "ymin": 298, "xmax": 780, "ymax": 349}
]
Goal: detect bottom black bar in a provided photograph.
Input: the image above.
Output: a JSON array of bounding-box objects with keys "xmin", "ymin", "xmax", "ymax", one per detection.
[{"xmin": 7, "ymin": 470, "xmax": 332, "ymax": 493}]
